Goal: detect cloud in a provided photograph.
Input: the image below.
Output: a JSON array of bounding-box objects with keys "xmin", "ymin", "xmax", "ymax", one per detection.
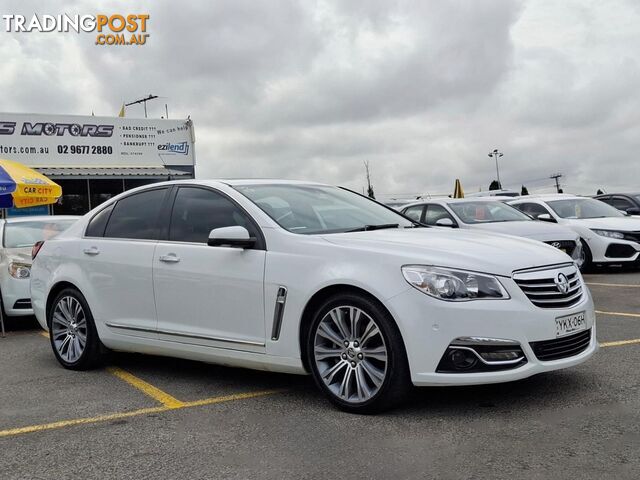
[{"xmin": 2, "ymin": 0, "xmax": 639, "ymax": 197}]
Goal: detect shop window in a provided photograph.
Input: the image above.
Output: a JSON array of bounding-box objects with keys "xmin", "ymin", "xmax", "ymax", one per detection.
[
  {"xmin": 53, "ymin": 179, "xmax": 89, "ymax": 215},
  {"xmin": 89, "ymin": 179, "xmax": 124, "ymax": 209}
]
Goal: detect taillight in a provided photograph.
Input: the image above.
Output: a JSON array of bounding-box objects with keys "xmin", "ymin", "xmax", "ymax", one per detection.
[{"xmin": 32, "ymin": 241, "xmax": 45, "ymax": 260}]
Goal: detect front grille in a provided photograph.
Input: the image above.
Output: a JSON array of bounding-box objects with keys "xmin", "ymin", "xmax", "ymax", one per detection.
[
  {"xmin": 530, "ymin": 329, "xmax": 591, "ymax": 361},
  {"xmin": 513, "ymin": 264, "xmax": 583, "ymax": 309},
  {"xmin": 544, "ymin": 240, "xmax": 577, "ymax": 257},
  {"xmin": 622, "ymin": 231, "xmax": 640, "ymax": 243},
  {"xmin": 13, "ymin": 299, "xmax": 32, "ymax": 309}
]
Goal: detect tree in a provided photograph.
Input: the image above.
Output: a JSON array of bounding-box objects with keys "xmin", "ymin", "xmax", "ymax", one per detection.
[
  {"xmin": 364, "ymin": 161, "xmax": 375, "ymax": 199},
  {"xmin": 521, "ymin": 185, "xmax": 529, "ymax": 195},
  {"xmin": 596, "ymin": 189, "xmax": 604, "ymax": 195},
  {"xmin": 489, "ymin": 180, "xmax": 501, "ymax": 191}
]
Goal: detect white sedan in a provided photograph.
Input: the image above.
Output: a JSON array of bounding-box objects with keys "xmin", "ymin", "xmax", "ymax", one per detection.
[
  {"xmin": 509, "ymin": 195, "xmax": 640, "ymax": 270},
  {"xmin": 0, "ymin": 216, "xmax": 78, "ymax": 320},
  {"xmin": 401, "ymin": 198, "xmax": 583, "ymax": 267},
  {"xmin": 31, "ymin": 180, "xmax": 597, "ymax": 413}
]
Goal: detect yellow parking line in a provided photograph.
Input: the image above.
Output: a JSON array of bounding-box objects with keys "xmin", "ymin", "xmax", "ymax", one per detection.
[
  {"xmin": 596, "ymin": 310, "xmax": 640, "ymax": 318},
  {"xmin": 0, "ymin": 390, "xmax": 281, "ymax": 438},
  {"xmin": 39, "ymin": 331, "xmax": 49, "ymax": 338},
  {"xmin": 586, "ymin": 282, "xmax": 640, "ymax": 288},
  {"xmin": 107, "ymin": 367, "xmax": 185, "ymax": 408},
  {"xmin": 599, "ymin": 338, "xmax": 640, "ymax": 348}
]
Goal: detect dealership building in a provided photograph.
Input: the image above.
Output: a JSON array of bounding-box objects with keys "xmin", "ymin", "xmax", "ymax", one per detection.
[{"xmin": 0, "ymin": 112, "xmax": 195, "ymax": 216}]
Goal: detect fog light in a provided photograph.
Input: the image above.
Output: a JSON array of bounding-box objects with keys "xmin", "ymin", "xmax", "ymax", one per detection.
[
  {"xmin": 449, "ymin": 349, "xmax": 477, "ymax": 370},
  {"xmin": 478, "ymin": 350, "xmax": 522, "ymax": 362}
]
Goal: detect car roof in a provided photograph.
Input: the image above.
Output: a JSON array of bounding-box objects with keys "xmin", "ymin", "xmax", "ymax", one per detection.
[
  {"xmin": 218, "ymin": 179, "xmax": 328, "ymax": 187},
  {"xmin": 509, "ymin": 194, "xmax": 586, "ymax": 202},
  {"xmin": 402, "ymin": 197, "xmax": 508, "ymax": 208},
  {"xmin": 2, "ymin": 215, "xmax": 80, "ymax": 224},
  {"xmin": 595, "ymin": 192, "xmax": 640, "ymax": 197}
]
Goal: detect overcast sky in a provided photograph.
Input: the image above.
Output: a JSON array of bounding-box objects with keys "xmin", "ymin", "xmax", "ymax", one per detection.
[{"xmin": 3, "ymin": 0, "xmax": 640, "ymax": 198}]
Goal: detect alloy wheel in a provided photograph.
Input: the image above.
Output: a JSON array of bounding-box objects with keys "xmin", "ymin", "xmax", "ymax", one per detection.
[
  {"xmin": 51, "ymin": 296, "xmax": 87, "ymax": 364},
  {"xmin": 313, "ymin": 306, "xmax": 388, "ymax": 404}
]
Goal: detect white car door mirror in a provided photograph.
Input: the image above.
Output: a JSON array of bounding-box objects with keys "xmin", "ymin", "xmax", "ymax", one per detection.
[
  {"xmin": 536, "ymin": 213, "xmax": 556, "ymax": 223},
  {"xmin": 208, "ymin": 226, "xmax": 256, "ymax": 248},
  {"xmin": 435, "ymin": 218, "xmax": 455, "ymax": 228}
]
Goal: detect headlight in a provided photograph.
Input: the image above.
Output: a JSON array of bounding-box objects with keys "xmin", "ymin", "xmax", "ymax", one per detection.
[
  {"xmin": 8, "ymin": 262, "xmax": 30, "ymax": 279},
  {"xmin": 401, "ymin": 265, "xmax": 509, "ymax": 301},
  {"xmin": 591, "ymin": 229, "xmax": 624, "ymax": 239}
]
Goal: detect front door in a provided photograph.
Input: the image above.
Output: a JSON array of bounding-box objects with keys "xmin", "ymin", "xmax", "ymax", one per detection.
[{"xmin": 153, "ymin": 186, "xmax": 266, "ymax": 351}]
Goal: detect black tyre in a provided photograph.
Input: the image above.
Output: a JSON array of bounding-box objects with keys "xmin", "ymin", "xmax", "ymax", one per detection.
[
  {"xmin": 48, "ymin": 288, "xmax": 104, "ymax": 370},
  {"xmin": 306, "ymin": 293, "xmax": 411, "ymax": 414},
  {"xmin": 579, "ymin": 239, "xmax": 593, "ymax": 273}
]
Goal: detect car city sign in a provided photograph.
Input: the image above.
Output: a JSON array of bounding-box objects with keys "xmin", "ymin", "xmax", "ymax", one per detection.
[{"xmin": 2, "ymin": 13, "xmax": 150, "ymax": 46}]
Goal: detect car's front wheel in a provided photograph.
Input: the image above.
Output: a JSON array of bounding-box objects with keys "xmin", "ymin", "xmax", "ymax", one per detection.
[
  {"xmin": 48, "ymin": 288, "xmax": 104, "ymax": 370},
  {"xmin": 306, "ymin": 293, "xmax": 411, "ymax": 414},
  {"xmin": 579, "ymin": 239, "xmax": 593, "ymax": 272}
]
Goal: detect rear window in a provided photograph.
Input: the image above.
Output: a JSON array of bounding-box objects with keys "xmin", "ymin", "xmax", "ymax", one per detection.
[
  {"xmin": 3, "ymin": 219, "xmax": 77, "ymax": 248},
  {"xmin": 104, "ymin": 188, "xmax": 168, "ymax": 240}
]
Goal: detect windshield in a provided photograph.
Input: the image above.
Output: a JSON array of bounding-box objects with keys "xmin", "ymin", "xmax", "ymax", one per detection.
[
  {"xmin": 547, "ymin": 198, "xmax": 624, "ymax": 219},
  {"xmin": 448, "ymin": 201, "xmax": 531, "ymax": 224},
  {"xmin": 3, "ymin": 219, "xmax": 76, "ymax": 248},
  {"xmin": 234, "ymin": 184, "xmax": 413, "ymax": 234}
]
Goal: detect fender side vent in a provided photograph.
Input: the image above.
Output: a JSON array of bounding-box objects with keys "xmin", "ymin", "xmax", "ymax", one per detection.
[{"xmin": 270, "ymin": 286, "xmax": 288, "ymax": 341}]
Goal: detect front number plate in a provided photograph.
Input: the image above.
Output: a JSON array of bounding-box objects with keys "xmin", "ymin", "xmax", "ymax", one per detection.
[{"xmin": 555, "ymin": 311, "xmax": 586, "ymax": 337}]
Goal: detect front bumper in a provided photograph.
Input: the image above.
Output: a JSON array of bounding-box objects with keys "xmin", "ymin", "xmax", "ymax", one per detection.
[
  {"xmin": 586, "ymin": 235, "xmax": 640, "ymax": 264},
  {"xmin": 1, "ymin": 275, "xmax": 33, "ymax": 317},
  {"xmin": 384, "ymin": 278, "xmax": 597, "ymax": 386}
]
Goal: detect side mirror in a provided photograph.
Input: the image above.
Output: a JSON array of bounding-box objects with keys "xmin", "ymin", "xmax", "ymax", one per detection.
[
  {"xmin": 626, "ymin": 207, "xmax": 640, "ymax": 215},
  {"xmin": 536, "ymin": 213, "xmax": 556, "ymax": 223},
  {"xmin": 435, "ymin": 218, "xmax": 456, "ymax": 228},
  {"xmin": 208, "ymin": 226, "xmax": 256, "ymax": 249}
]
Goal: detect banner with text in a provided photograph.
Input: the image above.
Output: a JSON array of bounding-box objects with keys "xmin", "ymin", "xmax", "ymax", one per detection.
[{"xmin": 0, "ymin": 112, "xmax": 195, "ymax": 167}]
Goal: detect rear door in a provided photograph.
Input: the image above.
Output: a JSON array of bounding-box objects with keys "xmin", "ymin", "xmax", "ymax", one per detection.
[
  {"xmin": 81, "ymin": 186, "xmax": 170, "ymax": 336},
  {"xmin": 152, "ymin": 185, "xmax": 267, "ymax": 351}
]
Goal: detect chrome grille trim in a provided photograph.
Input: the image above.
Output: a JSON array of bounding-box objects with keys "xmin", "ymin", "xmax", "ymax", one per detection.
[{"xmin": 512, "ymin": 263, "xmax": 583, "ymax": 309}]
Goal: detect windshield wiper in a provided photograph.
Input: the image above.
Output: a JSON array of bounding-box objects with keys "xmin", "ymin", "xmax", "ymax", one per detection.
[{"xmin": 345, "ymin": 223, "xmax": 400, "ymax": 232}]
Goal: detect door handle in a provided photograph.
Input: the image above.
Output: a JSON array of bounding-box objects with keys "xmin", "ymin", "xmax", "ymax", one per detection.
[
  {"xmin": 159, "ymin": 253, "xmax": 180, "ymax": 263},
  {"xmin": 83, "ymin": 247, "xmax": 100, "ymax": 256}
]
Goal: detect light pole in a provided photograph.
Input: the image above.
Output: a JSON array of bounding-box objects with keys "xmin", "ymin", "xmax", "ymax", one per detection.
[{"xmin": 488, "ymin": 149, "xmax": 504, "ymax": 188}]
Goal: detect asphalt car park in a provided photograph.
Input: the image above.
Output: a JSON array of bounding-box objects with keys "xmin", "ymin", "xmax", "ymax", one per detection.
[{"xmin": 1, "ymin": 271, "xmax": 639, "ymax": 479}]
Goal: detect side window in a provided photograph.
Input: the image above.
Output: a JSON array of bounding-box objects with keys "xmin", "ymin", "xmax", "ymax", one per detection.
[
  {"xmin": 516, "ymin": 202, "xmax": 550, "ymax": 219},
  {"xmin": 169, "ymin": 187, "xmax": 261, "ymax": 245},
  {"xmin": 403, "ymin": 205, "xmax": 424, "ymax": 222},
  {"xmin": 609, "ymin": 197, "xmax": 633, "ymax": 211},
  {"xmin": 104, "ymin": 188, "xmax": 168, "ymax": 240},
  {"xmin": 424, "ymin": 205, "xmax": 454, "ymax": 226},
  {"xmin": 85, "ymin": 204, "xmax": 114, "ymax": 237}
]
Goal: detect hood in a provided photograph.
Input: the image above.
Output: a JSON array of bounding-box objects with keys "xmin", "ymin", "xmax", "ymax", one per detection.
[
  {"xmin": 2, "ymin": 247, "xmax": 32, "ymax": 265},
  {"xmin": 563, "ymin": 217, "xmax": 640, "ymax": 231},
  {"xmin": 321, "ymin": 228, "xmax": 572, "ymax": 277},
  {"xmin": 468, "ymin": 221, "xmax": 577, "ymax": 242}
]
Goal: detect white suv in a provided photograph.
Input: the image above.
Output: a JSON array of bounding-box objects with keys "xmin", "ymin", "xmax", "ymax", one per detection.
[{"xmin": 31, "ymin": 180, "xmax": 597, "ymax": 413}]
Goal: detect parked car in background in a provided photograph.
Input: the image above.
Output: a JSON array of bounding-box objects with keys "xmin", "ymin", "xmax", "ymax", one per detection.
[
  {"xmin": 382, "ymin": 199, "xmax": 415, "ymax": 210},
  {"xmin": 401, "ymin": 198, "xmax": 583, "ymax": 267},
  {"xmin": 593, "ymin": 193, "xmax": 640, "ymax": 217},
  {"xmin": 509, "ymin": 195, "xmax": 640, "ymax": 270},
  {"xmin": 465, "ymin": 189, "xmax": 521, "ymax": 198},
  {"xmin": 0, "ymin": 216, "xmax": 78, "ymax": 318},
  {"xmin": 31, "ymin": 180, "xmax": 596, "ymax": 413}
]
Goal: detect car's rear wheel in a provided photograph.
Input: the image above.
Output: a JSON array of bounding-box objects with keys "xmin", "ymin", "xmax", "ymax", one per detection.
[
  {"xmin": 306, "ymin": 293, "xmax": 411, "ymax": 414},
  {"xmin": 48, "ymin": 288, "xmax": 104, "ymax": 370}
]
